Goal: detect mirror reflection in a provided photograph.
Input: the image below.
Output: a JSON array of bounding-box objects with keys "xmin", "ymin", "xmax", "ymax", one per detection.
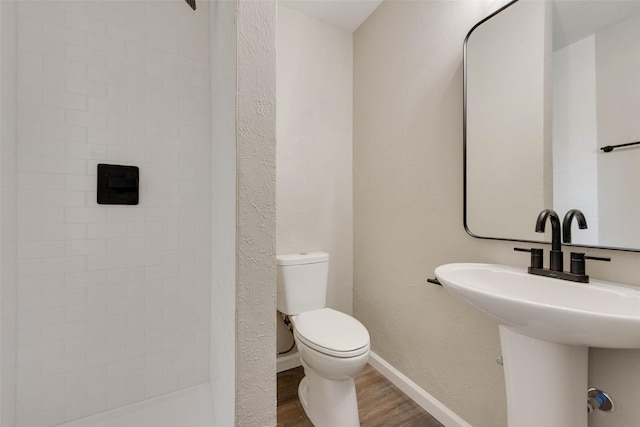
[{"xmin": 465, "ymin": 0, "xmax": 640, "ymax": 251}]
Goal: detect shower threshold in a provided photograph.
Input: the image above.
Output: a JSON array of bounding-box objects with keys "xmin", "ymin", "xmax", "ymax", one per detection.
[{"xmin": 58, "ymin": 383, "xmax": 213, "ymax": 427}]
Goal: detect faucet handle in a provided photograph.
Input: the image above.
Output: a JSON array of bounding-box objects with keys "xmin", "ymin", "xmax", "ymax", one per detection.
[
  {"xmin": 570, "ymin": 252, "xmax": 611, "ymax": 276},
  {"xmin": 514, "ymin": 247, "xmax": 544, "ymax": 269}
]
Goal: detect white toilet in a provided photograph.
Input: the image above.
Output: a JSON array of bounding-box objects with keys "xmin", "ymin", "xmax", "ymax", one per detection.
[{"xmin": 277, "ymin": 251, "xmax": 370, "ymax": 427}]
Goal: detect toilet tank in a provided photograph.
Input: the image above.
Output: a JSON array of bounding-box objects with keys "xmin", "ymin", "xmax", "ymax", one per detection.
[{"xmin": 277, "ymin": 252, "xmax": 329, "ymax": 315}]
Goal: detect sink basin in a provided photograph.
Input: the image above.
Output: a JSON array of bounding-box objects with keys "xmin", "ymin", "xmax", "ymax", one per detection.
[
  {"xmin": 435, "ymin": 262, "xmax": 640, "ymax": 348},
  {"xmin": 435, "ymin": 262, "xmax": 640, "ymax": 427}
]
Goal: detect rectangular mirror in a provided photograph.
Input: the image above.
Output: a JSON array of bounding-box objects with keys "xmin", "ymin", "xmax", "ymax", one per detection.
[{"xmin": 465, "ymin": 0, "xmax": 640, "ymax": 252}]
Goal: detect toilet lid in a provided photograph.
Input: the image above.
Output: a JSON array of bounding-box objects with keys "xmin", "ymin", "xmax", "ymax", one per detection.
[{"xmin": 293, "ymin": 308, "xmax": 370, "ymax": 358}]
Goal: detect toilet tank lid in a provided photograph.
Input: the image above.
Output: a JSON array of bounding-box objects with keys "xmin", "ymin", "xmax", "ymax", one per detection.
[{"xmin": 276, "ymin": 251, "xmax": 329, "ymax": 266}]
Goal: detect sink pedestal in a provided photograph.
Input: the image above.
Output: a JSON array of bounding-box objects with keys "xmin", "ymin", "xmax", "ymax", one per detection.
[{"xmin": 499, "ymin": 326, "xmax": 588, "ymax": 427}]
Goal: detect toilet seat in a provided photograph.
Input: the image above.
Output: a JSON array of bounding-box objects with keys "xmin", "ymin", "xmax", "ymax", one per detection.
[{"xmin": 293, "ymin": 308, "xmax": 370, "ymax": 358}]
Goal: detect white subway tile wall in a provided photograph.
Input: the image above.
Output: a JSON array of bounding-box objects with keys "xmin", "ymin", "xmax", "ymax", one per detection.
[{"xmin": 15, "ymin": 2, "xmax": 211, "ymax": 426}]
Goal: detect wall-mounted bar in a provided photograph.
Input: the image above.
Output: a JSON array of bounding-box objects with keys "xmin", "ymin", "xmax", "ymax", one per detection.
[
  {"xmin": 427, "ymin": 277, "xmax": 442, "ymax": 286},
  {"xmin": 600, "ymin": 141, "xmax": 640, "ymax": 153}
]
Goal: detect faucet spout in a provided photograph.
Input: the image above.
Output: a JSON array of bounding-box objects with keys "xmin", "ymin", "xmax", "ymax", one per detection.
[
  {"xmin": 535, "ymin": 209, "xmax": 563, "ymax": 271},
  {"xmin": 562, "ymin": 209, "xmax": 588, "ymax": 244}
]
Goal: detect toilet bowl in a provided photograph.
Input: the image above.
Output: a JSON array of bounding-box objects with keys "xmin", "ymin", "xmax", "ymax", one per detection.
[
  {"xmin": 292, "ymin": 308, "xmax": 370, "ymax": 427},
  {"xmin": 276, "ymin": 252, "xmax": 371, "ymax": 427}
]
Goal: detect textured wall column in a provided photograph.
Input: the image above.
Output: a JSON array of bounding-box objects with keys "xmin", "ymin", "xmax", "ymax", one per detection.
[{"xmin": 236, "ymin": 0, "xmax": 277, "ymax": 425}]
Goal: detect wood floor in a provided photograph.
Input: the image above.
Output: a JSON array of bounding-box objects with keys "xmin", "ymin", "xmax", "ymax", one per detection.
[{"xmin": 277, "ymin": 364, "xmax": 444, "ymax": 427}]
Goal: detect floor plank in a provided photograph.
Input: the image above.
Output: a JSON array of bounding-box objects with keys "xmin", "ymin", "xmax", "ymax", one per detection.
[{"xmin": 277, "ymin": 364, "xmax": 444, "ymax": 427}]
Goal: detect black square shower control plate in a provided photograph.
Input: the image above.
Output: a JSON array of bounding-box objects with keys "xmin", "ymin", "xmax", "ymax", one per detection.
[{"xmin": 97, "ymin": 164, "xmax": 139, "ymax": 205}]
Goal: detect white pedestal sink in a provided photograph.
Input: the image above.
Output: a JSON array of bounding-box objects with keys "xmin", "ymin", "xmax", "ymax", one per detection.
[{"xmin": 435, "ymin": 263, "xmax": 640, "ymax": 427}]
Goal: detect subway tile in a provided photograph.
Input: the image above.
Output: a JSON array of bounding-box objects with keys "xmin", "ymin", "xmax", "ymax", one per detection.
[
  {"xmin": 15, "ymin": 2, "xmax": 212, "ymax": 422},
  {"xmin": 16, "ymin": 406, "xmax": 65, "ymax": 427},
  {"xmin": 107, "ymin": 385, "xmax": 145, "ymax": 410},
  {"xmin": 65, "ymin": 270, "xmax": 108, "ymax": 289},
  {"xmin": 65, "ymin": 76, "xmax": 107, "ymax": 98},
  {"xmin": 87, "ymin": 253, "xmax": 126, "ymax": 271},
  {"xmin": 64, "ymin": 397, "xmax": 108, "ymax": 423},
  {"xmin": 107, "ymin": 207, "xmax": 145, "ymax": 223},
  {"xmin": 17, "ymin": 362, "xmax": 42, "ymax": 383},
  {"xmin": 42, "ymin": 157, "xmax": 86, "ymax": 175},
  {"xmin": 42, "ymin": 89, "xmax": 86, "ymax": 111},
  {"xmin": 41, "ymin": 122, "xmax": 86, "ymax": 143},
  {"xmin": 107, "ymin": 267, "xmax": 145, "ymax": 285},
  {"xmin": 40, "ymin": 354, "xmax": 86, "ymax": 378},
  {"xmin": 17, "ymin": 341, "xmax": 65, "ymax": 366},
  {"xmin": 18, "ymin": 51, "xmax": 44, "ymax": 71},
  {"xmin": 18, "ymin": 86, "xmax": 43, "ymax": 105},
  {"xmin": 87, "ymin": 65, "xmax": 127, "ymax": 87},
  {"xmin": 65, "ymin": 365, "xmax": 108, "ymax": 390},
  {"xmin": 107, "ymin": 296, "xmax": 145, "ymax": 317},
  {"xmin": 65, "ymin": 239, "xmax": 107, "ymax": 257},
  {"xmin": 87, "ymin": 315, "xmax": 126, "ymax": 336},
  {"xmin": 64, "ymin": 175, "xmax": 94, "ymax": 192},
  {"xmin": 42, "ymin": 57, "xmax": 87, "ymax": 79},
  {"xmin": 18, "ymin": 294, "xmax": 42, "ymax": 312},
  {"xmin": 107, "ymin": 322, "xmax": 144, "ymax": 347},
  {"xmin": 86, "ymin": 374, "xmax": 126, "ymax": 399},
  {"xmin": 87, "ymin": 223, "xmax": 127, "ymax": 239},
  {"xmin": 18, "ymin": 207, "xmax": 64, "ymax": 225},
  {"xmin": 18, "ymin": 241, "xmax": 65, "ymax": 259},
  {"xmin": 42, "ymin": 320, "xmax": 86, "ymax": 340},
  {"xmin": 65, "ymin": 45, "xmax": 108, "ymax": 68},
  {"xmin": 65, "ymin": 11, "xmax": 107, "ymax": 35},
  {"xmin": 87, "ymin": 127, "xmax": 127, "ymax": 146},
  {"xmin": 40, "ymin": 384, "xmax": 86, "ymax": 411},
  {"xmin": 86, "ymin": 3, "xmax": 128, "ymax": 26},
  {"xmin": 41, "ymin": 191, "xmax": 85, "ymax": 208},
  {"xmin": 41, "ymin": 289, "xmax": 87, "ymax": 310},
  {"xmin": 42, "ymin": 21, "xmax": 86, "ymax": 47},
  {"xmin": 18, "ymin": 103, "xmax": 65, "ymax": 125},
  {"xmin": 65, "ymin": 141, "xmax": 107, "ymax": 160},
  {"xmin": 107, "ymin": 53, "xmax": 145, "ymax": 75},
  {"xmin": 18, "ymin": 173, "xmax": 65, "ymax": 192},
  {"xmin": 107, "ymin": 237, "xmax": 145, "ymax": 254},
  {"xmin": 17, "ymin": 274, "xmax": 65, "ymax": 295},
  {"xmin": 16, "ymin": 394, "xmax": 42, "ymax": 418},
  {"xmin": 65, "ymin": 332, "xmax": 108, "ymax": 354},
  {"xmin": 125, "ymin": 251, "xmax": 162, "ymax": 268},
  {"xmin": 65, "ymin": 301, "xmax": 108, "ymax": 322},
  {"xmin": 42, "ymin": 256, "xmax": 86, "ymax": 275},
  {"xmin": 87, "ymin": 97, "xmax": 126, "ymax": 115},
  {"xmin": 19, "ymin": 138, "xmax": 64, "ymax": 158},
  {"xmin": 65, "ymin": 110, "xmax": 108, "ymax": 129},
  {"xmin": 18, "ymin": 2, "xmax": 66, "ymax": 24},
  {"xmin": 65, "ymin": 207, "xmax": 107, "ymax": 224},
  {"xmin": 17, "ymin": 33, "xmax": 65, "ymax": 60},
  {"xmin": 41, "ymin": 224, "xmax": 86, "ymax": 241},
  {"xmin": 109, "ymin": 23, "xmax": 144, "ymax": 44},
  {"xmin": 88, "ymin": 33, "xmax": 127, "ymax": 55},
  {"xmin": 87, "ymin": 284, "xmax": 127, "ymax": 303},
  {"xmin": 20, "ymin": 67, "xmax": 65, "ymax": 91}
]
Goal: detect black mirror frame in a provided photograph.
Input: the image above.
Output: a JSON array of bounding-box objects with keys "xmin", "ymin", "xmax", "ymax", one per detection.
[{"xmin": 462, "ymin": 0, "xmax": 640, "ymax": 253}]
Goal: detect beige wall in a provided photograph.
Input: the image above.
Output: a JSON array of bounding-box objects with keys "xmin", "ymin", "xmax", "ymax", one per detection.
[
  {"xmin": 276, "ymin": 3, "xmax": 353, "ymax": 353},
  {"xmin": 354, "ymin": 2, "xmax": 507, "ymax": 425},
  {"xmin": 354, "ymin": 2, "xmax": 640, "ymax": 427}
]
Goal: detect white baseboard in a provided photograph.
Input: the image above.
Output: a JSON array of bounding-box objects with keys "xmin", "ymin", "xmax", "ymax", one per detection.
[
  {"xmin": 277, "ymin": 350, "xmax": 302, "ymax": 373},
  {"xmin": 369, "ymin": 352, "xmax": 472, "ymax": 427}
]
